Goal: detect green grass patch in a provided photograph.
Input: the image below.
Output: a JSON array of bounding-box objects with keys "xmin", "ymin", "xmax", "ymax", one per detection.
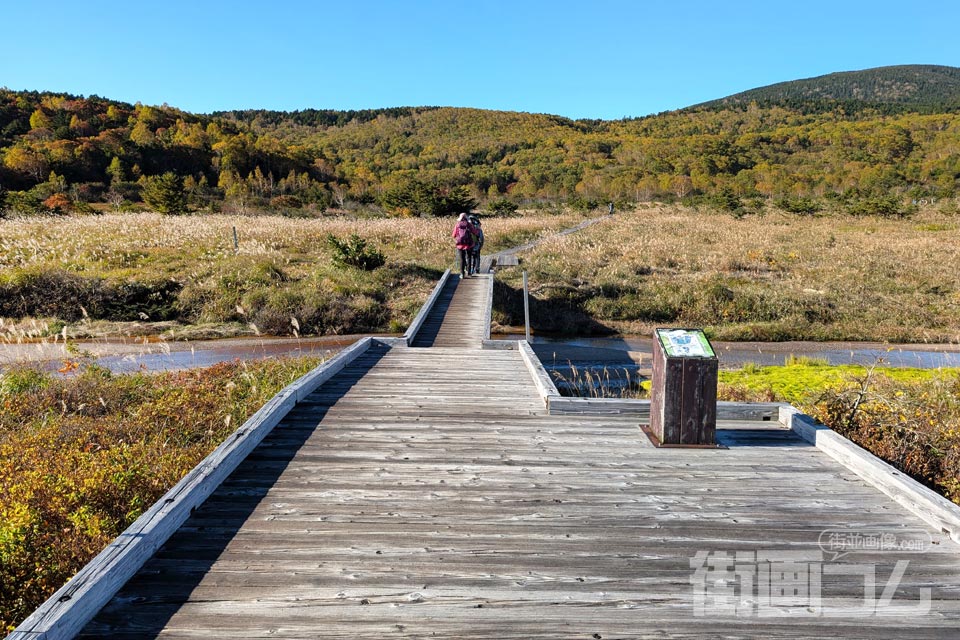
[{"xmin": 718, "ymin": 362, "xmax": 958, "ymax": 405}]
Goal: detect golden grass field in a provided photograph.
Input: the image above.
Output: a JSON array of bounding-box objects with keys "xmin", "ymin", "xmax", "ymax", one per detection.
[
  {"xmin": 0, "ymin": 211, "xmax": 589, "ymax": 341},
  {"xmin": 494, "ymin": 204, "xmax": 960, "ymax": 342},
  {"xmin": 1, "ymin": 205, "xmax": 958, "ymax": 343}
]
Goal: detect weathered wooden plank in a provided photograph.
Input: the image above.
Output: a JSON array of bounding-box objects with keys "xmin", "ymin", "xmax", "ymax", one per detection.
[{"xmin": 782, "ymin": 406, "xmax": 960, "ymax": 544}]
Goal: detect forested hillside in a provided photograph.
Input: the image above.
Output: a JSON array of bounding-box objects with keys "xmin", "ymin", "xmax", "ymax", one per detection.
[
  {"xmin": 2, "ymin": 65, "xmax": 959, "ymax": 216},
  {"xmin": 694, "ymin": 65, "xmax": 960, "ymax": 114}
]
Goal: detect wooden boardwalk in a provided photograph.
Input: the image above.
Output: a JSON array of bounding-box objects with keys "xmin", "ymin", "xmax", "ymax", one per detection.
[
  {"xmin": 410, "ymin": 275, "xmax": 489, "ymax": 348},
  {"xmin": 48, "ymin": 270, "xmax": 960, "ymax": 638}
]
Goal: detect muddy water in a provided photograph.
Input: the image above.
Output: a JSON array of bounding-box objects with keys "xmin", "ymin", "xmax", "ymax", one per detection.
[
  {"xmin": 530, "ymin": 336, "xmax": 960, "ymax": 370},
  {"xmin": 2, "ymin": 333, "xmax": 958, "ymax": 376},
  {"xmin": 0, "ymin": 335, "xmax": 377, "ymax": 374}
]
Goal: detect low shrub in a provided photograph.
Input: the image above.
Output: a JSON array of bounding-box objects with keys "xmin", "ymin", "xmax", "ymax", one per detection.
[
  {"xmin": 269, "ymin": 194, "xmax": 303, "ymax": 209},
  {"xmin": 567, "ymin": 195, "xmax": 600, "ymax": 212},
  {"xmin": 708, "ymin": 186, "xmax": 743, "ymax": 213},
  {"xmin": 327, "ymin": 233, "xmax": 385, "ymax": 271},
  {"xmin": 3, "ymin": 191, "xmax": 45, "ymax": 216},
  {"xmin": 846, "ymin": 195, "xmax": 915, "ymax": 218},
  {"xmin": 41, "ymin": 193, "xmax": 72, "ymax": 214},
  {"xmin": 774, "ymin": 195, "xmax": 821, "ymax": 215},
  {"xmin": 808, "ymin": 368, "xmax": 960, "ymax": 504},
  {"xmin": 0, "ymin": 356, "xmax": 322, "ymax": 632},
  {"xmin": 485, "ymin": 198, "xmax": 519, "ymax": 217}
]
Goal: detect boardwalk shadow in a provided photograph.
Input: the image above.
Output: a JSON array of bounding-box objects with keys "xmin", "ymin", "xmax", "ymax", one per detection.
[
  {"xmin": 716, "ymin": 427, "xmax": 813, "ymax": 448},
  {"xmin": 390, "ymin": 263, "xmax": 445, "ymax": 281},
  {"xmin": 78, "ymin": 344, "xmax": 390, "ymax": 639},
  {"xmin": 409, "ymin": 276, "xmax": 460, "ymax": 347},
  {"xmin": 492, "ymin": 279, "xmax": 614, "ymax": 335}
]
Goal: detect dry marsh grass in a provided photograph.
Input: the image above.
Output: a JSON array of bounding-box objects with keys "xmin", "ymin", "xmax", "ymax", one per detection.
[
  {"xmin": 498, "ymin": 204, "xmax": 960, "ymax": 342},
  {"xmin": 0, "ymin": 212, "xmax": 587, "ymax": 338},
  {"xmin": 2, "ymin": 206, "xmax": 957, "ymax": 343}
]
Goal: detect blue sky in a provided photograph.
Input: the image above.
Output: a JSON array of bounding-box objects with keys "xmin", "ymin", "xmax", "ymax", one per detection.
[{"xmin": 2, "ymin": 0, "xmax": 958, "ymax": 120}]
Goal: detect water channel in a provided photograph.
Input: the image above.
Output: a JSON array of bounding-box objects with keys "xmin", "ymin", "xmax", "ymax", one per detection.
[{"xmin": 2, "ymin": 333, "xmax": 958, "ymax": 376}]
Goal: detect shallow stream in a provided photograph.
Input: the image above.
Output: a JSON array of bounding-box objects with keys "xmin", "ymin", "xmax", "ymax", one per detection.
[{"xmin": 3, "ymin": 333, "xmax": 958, "ymax": 377}]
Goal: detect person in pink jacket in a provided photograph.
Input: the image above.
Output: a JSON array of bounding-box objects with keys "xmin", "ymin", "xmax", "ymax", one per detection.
[{"xmin": 452, "ymin": 213, "xmax": 478, "ymax": 278}]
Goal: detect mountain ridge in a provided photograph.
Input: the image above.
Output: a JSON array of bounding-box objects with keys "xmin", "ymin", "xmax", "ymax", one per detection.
[
  {"xmin": 6, "ymin": 64, "xmax": 960, "ymax": 127},
  {"xmin": 689, "ymin": 64, "xmax": 960, "ymax": 114}
]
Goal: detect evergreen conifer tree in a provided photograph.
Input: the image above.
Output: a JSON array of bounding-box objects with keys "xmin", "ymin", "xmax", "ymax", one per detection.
[{"xmin": 142, "ymin": 172, "xmax": 188, "ymax": 214}]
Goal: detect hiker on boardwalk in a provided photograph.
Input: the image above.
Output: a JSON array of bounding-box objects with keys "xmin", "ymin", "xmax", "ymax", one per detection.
[
  {"xmin": 452, "ymin": 213, "xmax": 478, "ymax": 278},
  {"xmin": 468, "ymin": 215, "xmax": 484, "ymax": 275}
]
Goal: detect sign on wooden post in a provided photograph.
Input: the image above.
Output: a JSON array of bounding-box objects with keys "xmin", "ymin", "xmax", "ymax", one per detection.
[{"xmin": 649, "ymin": 328, "xmax": 718, "ymax": 446}]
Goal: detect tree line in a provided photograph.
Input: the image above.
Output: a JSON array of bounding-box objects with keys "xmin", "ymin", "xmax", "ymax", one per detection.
[{"xmin": 1, "ymin": 87, "xmax": 958, "ymax": 217}]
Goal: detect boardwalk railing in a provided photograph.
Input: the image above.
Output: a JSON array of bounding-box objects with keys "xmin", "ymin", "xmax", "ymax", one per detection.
[
  {"xmin": 9, "ymin": 337, "xmax": 379, "ymax": 640},
  {"xmin": 782, "ymin": 405, "xmax": 960, "ymax": 544},
  {"xmin": 482, "ymin": 273, "xmax": 493, "ymax": 341},
  {"xmin": 402, "ymin": 268, "xmax": 451, "ymax": 346}
]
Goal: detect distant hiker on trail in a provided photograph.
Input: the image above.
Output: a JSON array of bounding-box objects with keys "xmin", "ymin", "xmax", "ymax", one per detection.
[
  {"xmin": 608, "ymin": 202, "xmax": 614, "ymax": 215},
  {"xmin": 468, "ymin": 215, "xmax": 484, "ymax": 275},
  {"xmin": 452, "ymin": 213, "xmax": 478, "ymax": 278}
]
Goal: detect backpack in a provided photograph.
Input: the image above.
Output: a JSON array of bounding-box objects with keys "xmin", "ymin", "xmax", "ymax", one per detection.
[
  {"xmin": 454, "ymin": 221, "xmax": 473, "ymax": 246},
  {"xmin": 468, "ymin": 217, "xmax": 483, "ymax": 246}
]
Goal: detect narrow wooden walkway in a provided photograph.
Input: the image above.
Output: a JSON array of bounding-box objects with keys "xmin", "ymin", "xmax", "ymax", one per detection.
[
  {"xmin": 410, "ymin": 275, "xmax": 489, "ymax": 348},
  {"xmin": 72, "ymin": 270, "xmax": 960, "ymax": 638},
  {"xmin": 482, "ymin": 212, "xmax": 613, "ymax": 273},
  {"xmin": 80, "ymin": 380, "xmax": 960, "ymax": 637}
]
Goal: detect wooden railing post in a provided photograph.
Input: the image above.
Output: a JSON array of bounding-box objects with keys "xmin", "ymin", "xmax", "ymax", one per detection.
[{"xmin": 522, "ymin": 270, "xmax": 531, "ymax": 343}]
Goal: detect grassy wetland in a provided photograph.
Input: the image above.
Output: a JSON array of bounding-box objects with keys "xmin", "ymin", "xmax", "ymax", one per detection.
[
  {"xmin": 2, "ymin": 203, "xmax": 958, "ymax": 343},
  {"xmin": 493, "ymin": 203, "xmax": 960, "ymax": 343},
  {"xmin": 0, "ymin": 211, "xmax": 588, "ymax": 340},
  {"xmin": 0, "ymin": 356, "xmax": 322, "ymax": 631}
]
